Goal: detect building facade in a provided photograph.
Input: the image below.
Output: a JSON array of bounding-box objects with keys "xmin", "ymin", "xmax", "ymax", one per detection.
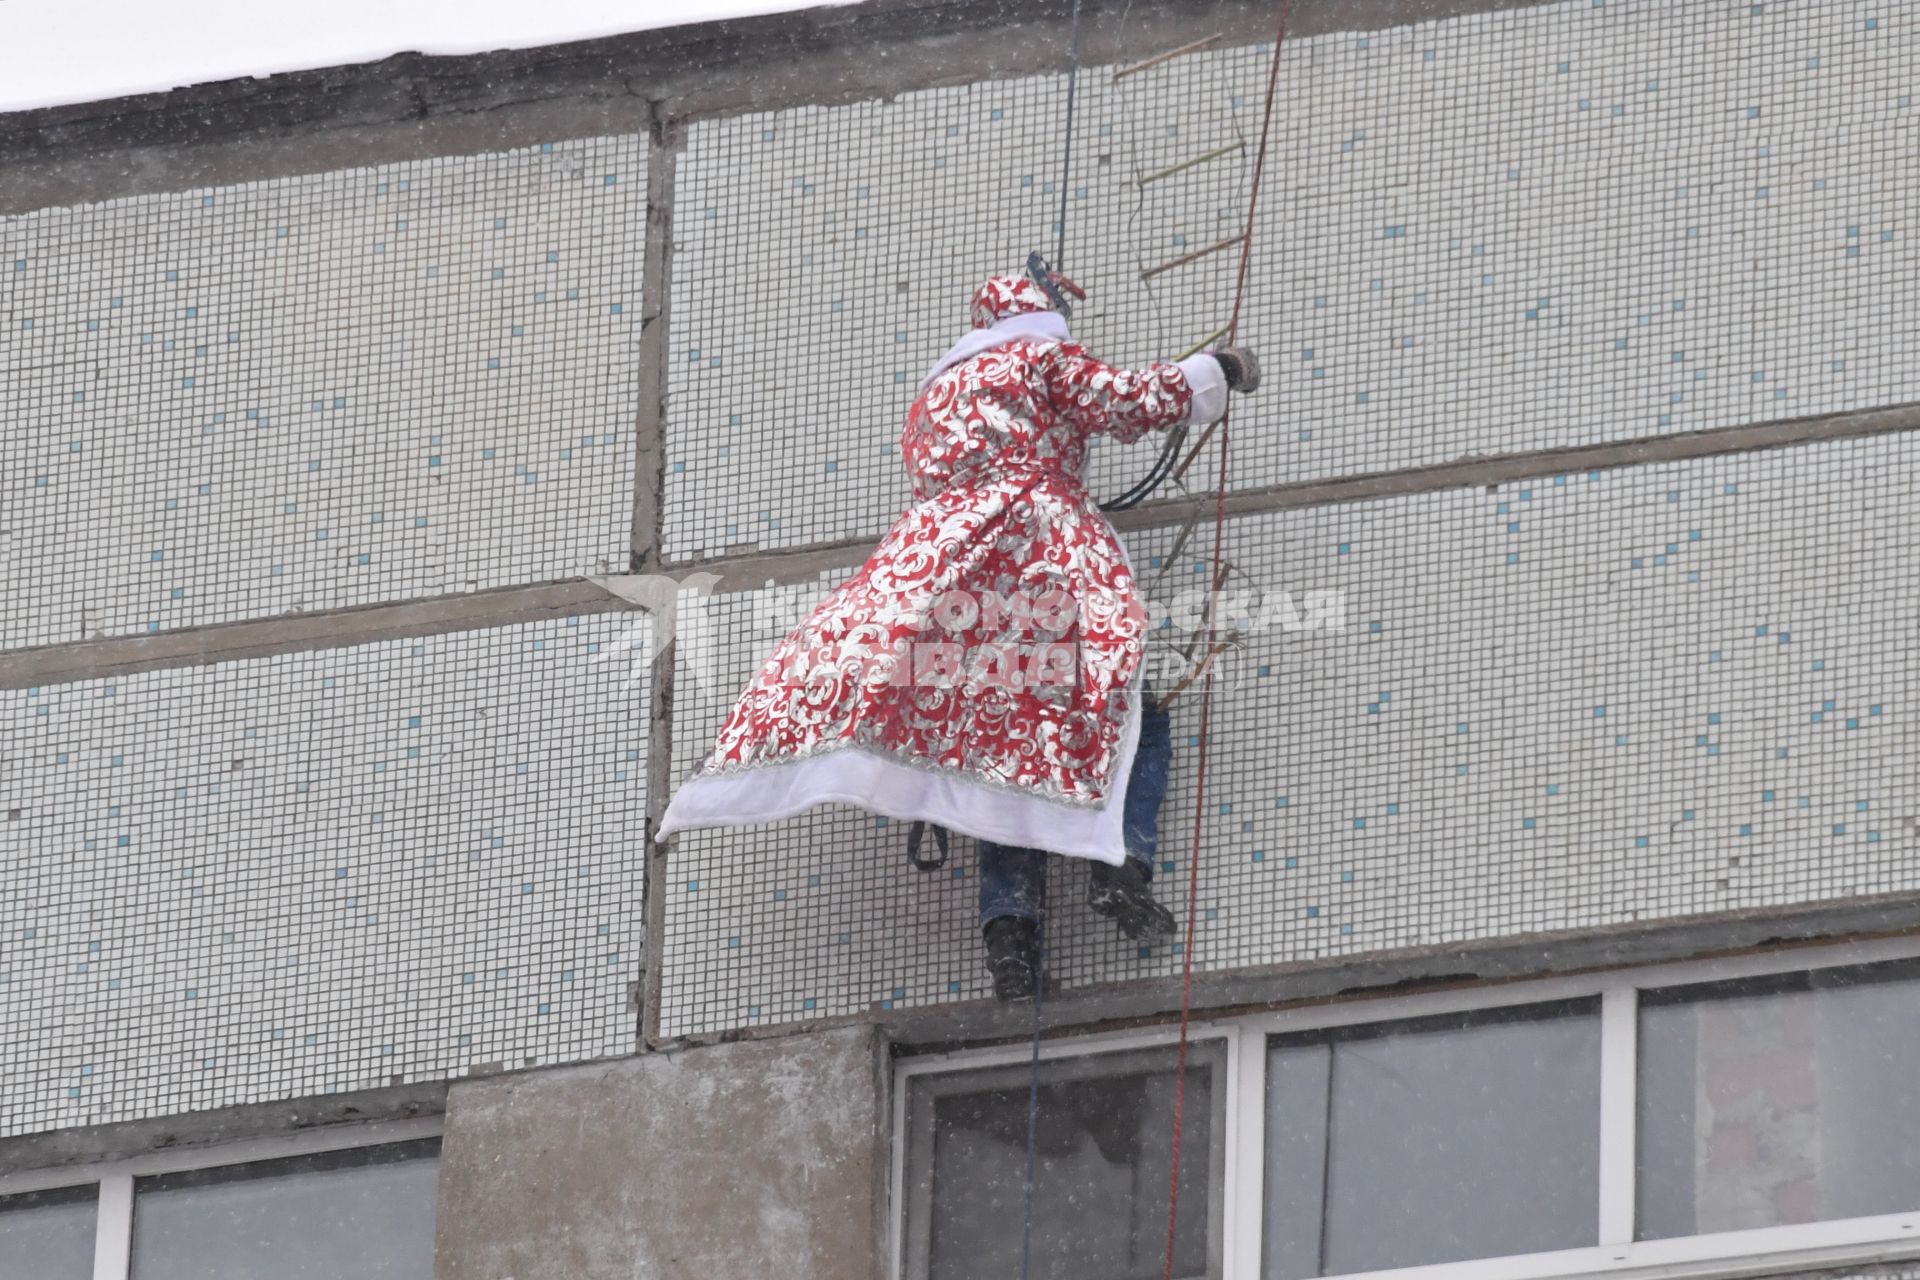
[{"xmin": 3, "ymin": 0, "xmax": 1918, "ymax": 1276}]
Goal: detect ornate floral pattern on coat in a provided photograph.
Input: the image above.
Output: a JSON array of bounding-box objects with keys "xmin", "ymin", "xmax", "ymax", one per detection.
[{"xmin": 693, "ymin": 310, "xmax": 1196, "ymax": 810}]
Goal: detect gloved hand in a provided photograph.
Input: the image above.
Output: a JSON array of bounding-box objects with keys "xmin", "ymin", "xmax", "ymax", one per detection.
[{"xmin": 1213, "ymin": 345, "xmax": 1260, "ymax": 393}]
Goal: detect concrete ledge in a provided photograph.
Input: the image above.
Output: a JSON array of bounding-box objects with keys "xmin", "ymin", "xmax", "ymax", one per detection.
[
  {"xmin": 0, "ymin": 1081, "xmax": 447, "ymax": 1183},
  {"xmin": 653, "ymin": 890, "xmax": 1920, "ymax": 1052},
  {"xmin": 435, "ymin": 1026, "xmax": 887, "ymax": 1280},
  {"xmin": 0, "ymin": 0, "xmax": 1559, "ymax": 214},
  {"xmin": 0, "ymin": 95, "xmax": 649, "ymax": 219}
]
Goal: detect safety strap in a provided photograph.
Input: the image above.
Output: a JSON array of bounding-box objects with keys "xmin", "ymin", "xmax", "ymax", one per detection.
[{"xmin": 905, "ymin": 820, "xmax": 950, "ymax": 871}]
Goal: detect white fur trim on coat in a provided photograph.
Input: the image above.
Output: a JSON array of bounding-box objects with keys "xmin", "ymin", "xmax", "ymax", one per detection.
[
  {"xmin": 1176, "ymin": 353, "xmax": 1229, "ymax": 427},
  {"xmin": 658, "ymin": 702, "xmax": 1141, "ymax": 866},
  {"xmin": 919, "ymin": 311, "xmax": 1073, "ymax": 392}
]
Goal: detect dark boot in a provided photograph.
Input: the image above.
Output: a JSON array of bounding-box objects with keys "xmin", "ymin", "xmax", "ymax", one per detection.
[
  {"xmin": 983, "ymin": 917, "xmax": 1042, "ymax": 1001},
  {"xmin": 1088, "ymin": 858, "xmax": 1177, "ymax": 941}
]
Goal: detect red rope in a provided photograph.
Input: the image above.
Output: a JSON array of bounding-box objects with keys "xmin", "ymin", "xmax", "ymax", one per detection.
[{"xmin": 1163, "ymin": 4, "xmax": 1292, "ymax": 1276}]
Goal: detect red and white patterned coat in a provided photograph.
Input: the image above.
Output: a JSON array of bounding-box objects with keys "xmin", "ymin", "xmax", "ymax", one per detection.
[{"xmin": 660, "ymin": 274, "xmax": 1226, "ymax": 862}]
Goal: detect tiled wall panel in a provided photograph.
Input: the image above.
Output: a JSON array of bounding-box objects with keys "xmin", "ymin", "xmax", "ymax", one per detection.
[
  {"xmin": 664, "ymin": 0, "xmax": 1918, "ymax": 560},
  {"xmin": 0, "ymin": 136, "xmax": 645, "ymax": 650},
  {"xmin": 4, "ymin": 0, "xmax": 1916, "ymax": 1181},
  {"xmin": 0, "ymin": 613, "xmax": 651, "ymax": 1137},
  {"xmin": 658, "ymin": 432, "xmax": 1918, "ymax": 1038}
]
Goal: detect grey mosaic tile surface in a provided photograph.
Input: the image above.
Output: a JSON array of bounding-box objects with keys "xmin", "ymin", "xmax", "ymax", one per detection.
[
  {"xmin": 2, "ymin": 613, "xmax": 650, "ymax": 1138},
  {"xmin": 1, "ymin": 136, "xmax": 645, "ymax": 649},
  {"xmin": 660, "ymin": 430, "xmax": 1918, "ymax": 1037},
  {"xmin": 665, "ymin": 0, "xmax": 1917, "ymax": 560}
]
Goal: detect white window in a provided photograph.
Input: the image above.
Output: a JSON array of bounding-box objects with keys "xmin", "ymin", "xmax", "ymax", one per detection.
[
  {"xmin": 1635, "ymin": 959, "xmax": 1920, "ymax": 1242},
  {"xmin": 898, "ymin": 1041, "xmax": 1227, "ymax": 1279},
  {"xmin": 1264, "ymin": 999, "xmax": 1604, "ymax": 1275},
  {"xmin": 0, "ymin": 1120, "xmax": 441, "ymax": 1280},
  {"xmin": 0, "ymin": 1182, "xmax": 96, "ymax": 1278},
  {"xmin": 893, "ymin": 938, "xmax": 1920, "ymax": 1280}
]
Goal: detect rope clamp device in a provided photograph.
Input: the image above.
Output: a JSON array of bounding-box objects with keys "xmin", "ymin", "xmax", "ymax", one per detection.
[{"xmin": 1025, "ymin": 251, "xmax": 1087, "ymax": 321}]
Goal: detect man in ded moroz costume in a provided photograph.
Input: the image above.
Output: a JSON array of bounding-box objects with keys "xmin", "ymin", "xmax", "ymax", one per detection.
[{"xmin": 659, "ymin": 261, "xmax": 1260, "ymax": 999}]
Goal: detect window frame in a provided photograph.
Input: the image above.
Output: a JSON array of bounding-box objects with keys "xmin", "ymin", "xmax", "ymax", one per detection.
[
  {"xmin": 890, "ymin": 935, "xmax": 1920, "ymax": 1280},
  {"xmin": 897, "ymin": 1036, "xmax": 1232, "ymax": 1280},
  {"xmin": 0, "ymin": 1115, "xmax": 442, "ymax": 1280}
]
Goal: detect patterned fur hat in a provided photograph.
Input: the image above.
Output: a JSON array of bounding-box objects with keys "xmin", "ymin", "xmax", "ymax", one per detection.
[{"xmin": 969, "ymin": 274, "xmax": 1058, "ymax": 330}]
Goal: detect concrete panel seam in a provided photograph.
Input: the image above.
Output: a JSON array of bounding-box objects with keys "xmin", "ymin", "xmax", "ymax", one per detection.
[
  {"xmin": 662, "ymin": 401, "xmax": 1920, "ymax": 595},
  {"xmin": 0, "ymin": 578, "xmax": 639, "ymax": 690}
]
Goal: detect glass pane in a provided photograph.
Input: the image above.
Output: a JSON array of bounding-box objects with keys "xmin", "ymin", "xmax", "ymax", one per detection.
[
  {"xmin": 131, "ymin": 1139, "xmax": 440, "ymax": 1280},
  {"xmin": 1265, "ymin": 1001, "xmax": 1603, "ymax": 1277},
  {"xmin": 1638, "ymin": 958, "xmax": 1920, "ymax": 1240},
  {"xmin": 909, "ymin": 1044, "xmax": 1222, "ymax": 1280},
  {"xmin": 0, "ymin": 1184, "xmax": 97, "ymax": 1279}
]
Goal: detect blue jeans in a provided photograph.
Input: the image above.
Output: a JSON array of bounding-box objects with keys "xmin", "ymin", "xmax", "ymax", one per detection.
[{"xmin": 979, "ymin": 695, "xmax": 1173, "ymax": 928}]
